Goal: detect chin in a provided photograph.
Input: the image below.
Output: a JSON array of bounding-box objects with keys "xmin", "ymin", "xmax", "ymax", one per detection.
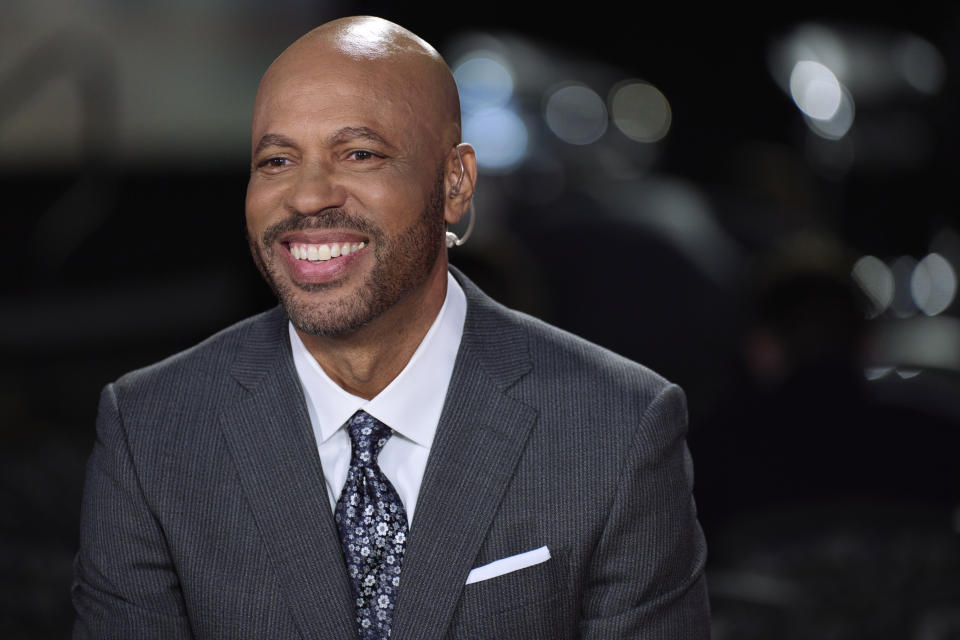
[{"xmin": 282, "ymin": 285, "xmax": 380, "ymax": 338}]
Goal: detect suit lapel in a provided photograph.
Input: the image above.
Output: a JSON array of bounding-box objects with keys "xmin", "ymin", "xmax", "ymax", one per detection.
[
  {"xmin": 391, "ymin": 270, "xmax": 538, "ymax": 640},
  {"xmin": 218, "ymin": 308, "xmax": 357, "ymax": 640}
]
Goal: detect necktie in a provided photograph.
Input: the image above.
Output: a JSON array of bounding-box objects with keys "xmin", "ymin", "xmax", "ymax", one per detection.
[{"xmin": 335, "ymin": 410, "xmax": 409, "ymax": 639}]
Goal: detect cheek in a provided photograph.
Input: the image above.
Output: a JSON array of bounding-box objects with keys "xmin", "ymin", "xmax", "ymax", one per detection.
[
  {"xmin": 244, "ymin": 178, "xmax": 280, "ymax": 233},
  {"xmin": 349, "ymin": 174, "xmax": 426, "ymax": 229}
]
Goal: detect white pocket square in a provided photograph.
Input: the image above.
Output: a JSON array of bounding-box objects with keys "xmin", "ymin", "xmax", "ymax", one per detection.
[{"xmin": 464, "ymin": 545, "xmax": 551, "ymax": 585}]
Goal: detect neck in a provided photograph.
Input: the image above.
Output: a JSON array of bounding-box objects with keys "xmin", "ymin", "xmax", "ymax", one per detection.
[{"xmin": 295, "ymin": 261, "xmax": 448, "ymax": 399}]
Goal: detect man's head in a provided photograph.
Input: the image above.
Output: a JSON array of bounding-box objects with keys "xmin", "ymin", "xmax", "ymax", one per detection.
[{"xmin": 245, "ymin": 16, "xmax": 476, "ymax": 337}]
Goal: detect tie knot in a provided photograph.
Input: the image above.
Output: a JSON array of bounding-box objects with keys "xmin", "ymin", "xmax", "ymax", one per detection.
[{"xmin": 346, "ymin": 410, "xmax": 392, "ymax": 463}]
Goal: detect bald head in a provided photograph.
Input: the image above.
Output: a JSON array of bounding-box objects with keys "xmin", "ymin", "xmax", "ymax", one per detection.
[
  {"xmin": 255, "ymin": 16, "xmax": 461, "ymax": 151},
  {"xmin": 294, "ymin": 16, "xmax": 442, "ymax": 62},
  {"xmin": 245, "ymin": 15, "xmax": 478, "ymax": 355}
]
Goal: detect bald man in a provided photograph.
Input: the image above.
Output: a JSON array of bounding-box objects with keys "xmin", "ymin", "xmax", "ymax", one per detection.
[{"xmin": 72, "ymin": 16, "xmax": 710, "ymax": 640}]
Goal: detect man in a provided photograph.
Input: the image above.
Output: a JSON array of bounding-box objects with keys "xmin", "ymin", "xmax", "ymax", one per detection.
[{"xmin": 72, "ymin": 15, "xmax": 710, "ymax": 639}]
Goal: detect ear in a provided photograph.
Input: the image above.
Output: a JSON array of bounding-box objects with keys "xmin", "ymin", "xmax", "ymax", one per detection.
[{"xmin": 443, "ymin": 143, "xmax": 477, "ymax": 225}]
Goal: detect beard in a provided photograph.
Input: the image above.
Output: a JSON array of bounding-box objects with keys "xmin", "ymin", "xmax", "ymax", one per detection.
[{"xmin": 247, "ymin": 169, "xmax": 446, "ymax": 337}]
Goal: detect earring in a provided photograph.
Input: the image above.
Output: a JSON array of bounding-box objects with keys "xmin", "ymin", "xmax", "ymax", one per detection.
[
  {"xmin": 445, "ymin": 200, "xmax": 475, "ymax": 248},
  {"xmin": 446, "ymin": 144, "xmax": 474, "ymax": 248}
]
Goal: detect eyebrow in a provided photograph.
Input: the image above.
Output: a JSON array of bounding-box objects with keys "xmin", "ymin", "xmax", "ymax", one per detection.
[
  {"xmin": 253, "ymin": 133, "xmax": 297, "ymax": 155},
  {"xmin": 324, "ymin": 126, "xmax": 397, "ymax": 151},
  {"xmin": 253, "ymin": 127, "xmax": 398, "ymax": 156}
]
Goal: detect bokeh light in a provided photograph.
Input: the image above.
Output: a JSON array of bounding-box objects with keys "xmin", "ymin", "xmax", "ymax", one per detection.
[
  {"xmin": 609, "ymin": 81, "xmax": 671, "ymax": 143},
  {"xmin": 454, "ymin": 51, "xmax": 527, "ymax": 172},
  {"xmin": 911, "ymin": 253, "xmax": 957, "ymax": 316},
  {"xmin": 864, "ymin": 366, "xmax": 893, "ymax": 380},
  {"xmin": 462, "ymin": 107, "xmax": 528, "ymax": 171},
  {"xmin": 544, "ymin": 84, "xmax": 607, "ymax": 145},
  {"xmin": 889, "ymin": 255, "xmax": 919, "ymax": 318},
  {"xmin": 851, "ymin": 255, "xmax": 893, "ymax": 317},
  {"xmin": 895, "ymin": 35, "xmax": 946, "ymax": 95},
  {"xmin": 804, "ymin": 84, "xmax": 854, "ymax": 140},
  {"xmin": 453, "ymin": 55, "xmax": 514, "ymax": 111},
  {"xmin": 790, "ymin": 60, "xmax": 842, "ymax": 120}
]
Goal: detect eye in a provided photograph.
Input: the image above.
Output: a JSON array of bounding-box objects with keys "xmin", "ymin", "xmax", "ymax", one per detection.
[
  {"xmin": 259, "ymin": 157, "xmax": 289, "ymax": 168},
  {"xmin": 254, "ymin": 156, "xmax": 294, "ymax": 175},
  {"xmin": 349, "ymin": 150, "xmax": 379, "ymax": 161}
]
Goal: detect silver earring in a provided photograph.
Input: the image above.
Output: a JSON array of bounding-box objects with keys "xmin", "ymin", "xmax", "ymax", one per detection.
[{"xmin": 446, "ymin": 144, "xmax": 474, "ymax": 248}]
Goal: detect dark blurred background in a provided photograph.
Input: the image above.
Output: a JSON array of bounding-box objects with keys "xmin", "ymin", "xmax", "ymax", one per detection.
[{"xmin": 2, "ymin": 2, "xmax": 959, "ymax": 638}]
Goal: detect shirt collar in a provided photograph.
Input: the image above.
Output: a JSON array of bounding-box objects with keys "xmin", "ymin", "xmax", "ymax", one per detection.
[{"xmin": 290, "ymin": 271, "xmax": 466, "ymax": 448}]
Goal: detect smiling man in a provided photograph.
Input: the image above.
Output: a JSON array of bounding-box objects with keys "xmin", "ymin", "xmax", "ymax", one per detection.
[{"xmin": 72, "ymin": 16, "xmax": 710, "ymax": 640}]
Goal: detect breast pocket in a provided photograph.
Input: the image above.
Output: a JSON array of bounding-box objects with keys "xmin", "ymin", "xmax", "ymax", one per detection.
[{"xmin": 447, "ymin": 554, "xmax": 574, "ymax": 639}]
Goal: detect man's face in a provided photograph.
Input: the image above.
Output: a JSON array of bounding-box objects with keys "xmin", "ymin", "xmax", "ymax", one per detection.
[{"xmin": 245, "ymin": 54, "xmax": 447, "ymax": 337}]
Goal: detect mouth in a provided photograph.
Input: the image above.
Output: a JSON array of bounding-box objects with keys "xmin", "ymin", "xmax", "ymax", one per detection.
[{"xmin": 286, "ymin": 241, "xmax": 366, "ymax": 263}]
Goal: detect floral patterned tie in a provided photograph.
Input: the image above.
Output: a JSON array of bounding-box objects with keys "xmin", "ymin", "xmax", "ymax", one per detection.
[{"xmin": 335, "ymin": 410, "xmax": 408, "ymax": 639}]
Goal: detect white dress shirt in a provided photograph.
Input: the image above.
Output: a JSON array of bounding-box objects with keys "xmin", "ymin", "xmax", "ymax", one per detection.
[{"xmin": 289, "ymin": 272, "xmax": 466, "ymax": 526}]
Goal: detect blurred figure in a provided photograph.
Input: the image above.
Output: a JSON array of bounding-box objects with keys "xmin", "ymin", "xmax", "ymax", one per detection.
[
  {"xmin": 695, "ymin": 232, "xmax": 960, "ymax": 639},
  {"xmin": 698, "ymin": 232, "xmax": 959, "ymax": 519}
]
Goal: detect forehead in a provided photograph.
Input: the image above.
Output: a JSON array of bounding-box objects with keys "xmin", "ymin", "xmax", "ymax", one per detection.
[{"xmin": 252, "ymin": 54, "xmax": 437, "ymax": 148}]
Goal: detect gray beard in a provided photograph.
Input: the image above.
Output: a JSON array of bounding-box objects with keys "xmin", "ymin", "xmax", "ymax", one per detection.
[{"xmin": 248, "ymin": 170, "xmax": 446, "ymax": 337}]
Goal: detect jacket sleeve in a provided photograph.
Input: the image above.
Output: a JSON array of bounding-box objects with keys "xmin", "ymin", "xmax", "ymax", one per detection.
[
  {"xmin": 579, "ymin": 383, "xmax": 711, "ymax": 638},
  {"xmin": 71, "ymin": 383, "xmax": 195, "ymax": 639}
]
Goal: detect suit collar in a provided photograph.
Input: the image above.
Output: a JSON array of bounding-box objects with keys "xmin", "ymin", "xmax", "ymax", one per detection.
[
  {"xmin": 448, "ymin": 264, "xmax": 533, "ymax": 392},
  {"xmin": 392, "ymin": 265, "xmax": 539, "ymax": 640},
  {"xmin": 222, "ymin": 306, "xmax": 357, "ymax": 639},
  {"xmin": 227, "ymin": 305, "xmax": 290, "ymax": 392}
]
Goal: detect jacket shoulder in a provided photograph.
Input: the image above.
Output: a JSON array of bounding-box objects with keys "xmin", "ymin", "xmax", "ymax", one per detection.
[
  {"xmin": 112, "ymin": 306, "xmax": 285, "ymax": 396},
  {"xmin": 488, "ymin": 298, "xmax": 675, "ymax": 406},
  {"xmin": 524, "ymin": 310, "xmax": 667, "ymax": 383},
  {"xmin": 453, "ymin": 265, "xmax": 674, "ymax": 407}
]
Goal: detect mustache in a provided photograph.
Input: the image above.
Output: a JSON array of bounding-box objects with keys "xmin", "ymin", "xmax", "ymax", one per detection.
[{"xmin": 260, "ymin": 209, "xmax": 382, "ymax": 248}]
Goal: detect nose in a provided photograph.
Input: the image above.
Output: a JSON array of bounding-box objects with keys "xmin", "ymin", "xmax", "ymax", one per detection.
[{"xmin": 283, "ymin": 161, "xmax": 347, "ymax": 216}]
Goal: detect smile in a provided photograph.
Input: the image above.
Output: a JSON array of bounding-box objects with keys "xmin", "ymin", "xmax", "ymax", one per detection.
[{"xmin": 288, "ymin": 241, "xmax": 365, "ymax": 263}]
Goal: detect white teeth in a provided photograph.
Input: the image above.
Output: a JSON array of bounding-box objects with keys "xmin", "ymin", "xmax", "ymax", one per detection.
[{"xmin": 291, "ymin": 241, "xmax": 364, "ymax": 262}]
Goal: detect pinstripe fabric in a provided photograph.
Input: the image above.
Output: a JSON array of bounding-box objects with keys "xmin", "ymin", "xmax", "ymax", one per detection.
[{"xmin": 72, "ymin": 266, "xmax": 710, "ymax": 639}]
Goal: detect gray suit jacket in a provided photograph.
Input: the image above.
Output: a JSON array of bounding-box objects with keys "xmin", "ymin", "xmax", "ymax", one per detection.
[{"xmin": 72, "ymin": 268, "xmax": 710, "ymax": 639}]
